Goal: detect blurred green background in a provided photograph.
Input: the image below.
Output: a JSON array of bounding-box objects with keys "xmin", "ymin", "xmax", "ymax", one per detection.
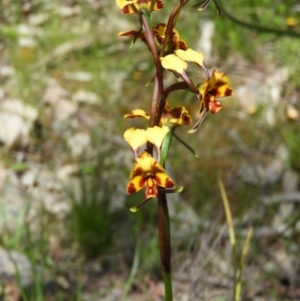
[{"xmin": 0, "ymin": 0, "xmax": 300, "ymax": 300}]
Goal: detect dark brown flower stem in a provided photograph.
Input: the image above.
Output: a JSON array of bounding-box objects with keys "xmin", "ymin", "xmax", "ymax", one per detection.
[
  {"xmin": 142, "ymin": 10, "xmax": 176, "ymax": 301},
  {"xmin": 164, "ymin": 81, "xmax": 189, "ymax": 98},
  {"xmin": 141, "ymin": 14, "xmax": 165, "ymax": 128},
  {"xmin": 157, "ymin": 193, "xmax": 173, "ymax": 301}
]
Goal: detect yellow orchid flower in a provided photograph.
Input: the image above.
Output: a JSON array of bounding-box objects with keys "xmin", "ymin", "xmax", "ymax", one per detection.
[
  {"xmin": 127, "ymin": 151, "xmax": 175, "ymax": 199},
  {"xmin": 198, "ymin": 70, "xmax": 233, "ymax": 114}
]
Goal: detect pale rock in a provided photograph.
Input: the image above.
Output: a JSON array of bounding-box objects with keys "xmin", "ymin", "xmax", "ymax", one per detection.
[
  {"xmin": 276, "ymin": 144, "xmax": 290, "ymax": 168},
  {"xmin": 17, "ymin": 24, "xmax": 43, "ymax": 39},
  {"xmin": 18, "ymin": 36, "xmax": 37, "ymax": 48},
  {"xmin": 98, "ymin": 16, "xmax": 130, "ymax": 43},
  {"xmin": 273, "ymin": 170, "xmax": 300, "ymax": 234},
  {"xmin": 263, "ymin": 67, "xmax": 289, "ymax": 126},
  {"xmin": 0, "ymin": 170, "xmax": 25, "ymax": 231},
  {"xmin": 0, "ymin": 165, "xmax": 8, "ymax": 191},
  {"xmin": 0, "ymin": 247, "xmax": 33, "ymax": 286},
  {"xmin": 0, "ymin": 88, "xmax": 4, "ymax": 100},
  {"xmin": 51, "ymin": 36, "xmax": 94, "ymax": 58},
  {"xmin": 235, "ymin": 84, "xmax": 259, "ymax": 116},
  {"xmin": 28, "ymin": 13, "xmax": 49, "ymax": 26},
  {"xmin": 21, "ymin": 165, "xmax": 81, "ymax": 218},
  {"xmin": 56, "ymin": 5, "xmax": 81, "ymax": 17},
  {"xmin": 238, "ymin": 163, "xmax": 264, "ymax": 186},
  {"xmin": 69, "ymin": 20, "xmax": 91, "ymax": 35},
  {"xmin": 264, "ymin": 106, "xmax": 276, "ymax": 126},
  {"xmin": 175, "ymin": 294, "xmax": 189, "ymax": 301},
  {"xmin": 72, "ymin": 90, "xmax": 100, "ymax": 105},
  {"xmin": 109, "ymin": 181, "xmax": 127, "ymax": 211},
  {"xmin": 0, "ymin": 100, "xmax": 38, "ymax": 148},
  {"xmin": 42, "ymin": 192, "xmax": 71, "ymax": 218},
  {"xmin": 1, "ymin": 99, "xmax": 38, "ymax": 121},
  {"xmin": 64, "ymin": 71, "xmax": 92, "ymax": 82},
  {"xmin": 21, "ymin": 167, "xmax": 72, "ymax": 218},
  {"xmin": 63, "ymin": 177, "xmax": 82, "ymax": 204},
  {"xmin": 43, "ymin": 78, "xmax": 69, "ymax": 105},
  {"xmin": 56, "ymin": 164, "xmax": 79, "ymax": 180},
  {"xmin": 273, "ymin": 248, "xmax": 294, "ymax": 278},
  {"xmin": 168, "ymin": 197, "xmax": 201, "ymax": 239},
  {"xmin": 292, "ymin": 4, "xmax": 300, "ymax": 12},
  {"xmin": 265, "ymin": 67, "xmax": 289, "ymax": 106},
  {"xmin": 67, "ymin": 132, "xmax": 91, "ymax": 157},
  {"xmin": 17, "ymin": 24, "xmax": 33, "ymax": 36},
  {"xmin": 264, "ymin": 159, "xmax": 283, "ymax": 184},
  {"xmin": 282, "ymin": 170, "xmax": 299, "ymax": 193},
  {"xmin": 0, "ymin": 66, "xmax": 15, "ymax": 77},
  {"xmin": 21, "ymin": 168, "xmax": 38, "ymax": 187},
  {"xmin": 196, "ymin": 20, "xmax": 214, "ymax": 63},
  {"xmin": 54, "ymin": 99, "xmax": 77, "ymax": 122},
  {"xmin": 100, "ymin": 70, "xmax": 127, "ymax": 101},
  {"xmin": 0, "ymin": 113, "xmax": 30, "ymax": 148}
]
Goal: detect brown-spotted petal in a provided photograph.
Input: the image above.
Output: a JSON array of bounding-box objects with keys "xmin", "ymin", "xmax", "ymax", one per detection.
[
  {"xmin": 154, "ymin": 171, "xmax": 175, "ymax": 188},
  {"xmin": 208, "ymin": 70, "xmax": 233, "ymax": 98},
  {"xmin": 124, "ymin": 109, "xmax": 150, "ymax": 119}
]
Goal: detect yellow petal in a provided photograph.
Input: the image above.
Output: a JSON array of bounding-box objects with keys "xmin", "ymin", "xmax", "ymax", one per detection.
[
  {"xmin": 160, "ymin": 54, "xmax": 187, "ymax": 74},
  {"xmin": 124, "ymin": 127, "xmax": 147, "ymax": 150},
  {"xmin": 202, "ymin": 70, "xmax": 233, "ymax": 98},
  {"xmin": 127, "ymin": 174, "xmax": 145, "ymax": 194},
  {"xmin": 124, "ymin": 109, "xmax": 150, "ymax": 119},
  {"xmin": 136, "ymin": 151, "xmax": 156, "ymax": 171},
  {"xmin": 116, "ymin": 0, "xmax": 137, "ymax": 9},
  {"xmin": 155, "ymin": 171, "xmax": 175, "ymax": 188},
  {"xmin": 211, "ymin": 70, "xmax": 230, "ymax": 85},
  {"xmin": 161, "ymin": 103, "xmax": 191, "ymax": 126},
  {"xmin": 175, "ymin": 48, "xmax": 204, "ymax": 66},
  {"xmin": 146, "ymin": 126, "xmax": 169, "ymax": 147}
]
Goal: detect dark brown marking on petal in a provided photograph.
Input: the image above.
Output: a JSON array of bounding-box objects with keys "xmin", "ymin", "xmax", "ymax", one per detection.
[
  {"xmin": 156, "ymin": 0, "xmax": 164, "ymax": 9},
  {"xmin": 165, "ymin": 178, "xmax": 175, "ymax": 188},
  {"xmin": 127, "ymin": 182, "xmax": 137, "ymax": 194},
  {"xmin": 138, "ymin": 177, "xmax": 146, "ymax": 188},
  {"xmin": 132, "ymin": 167, "xmax": 143, "ymax": 178},
  {"xmin": 225, "ymin": 87, "xmax": 233, "ymax": 96},
  {"xmin": 208, "ymin": 87, "xmax": 218, "ymax": 96},
  {"xmin": 170, "ymin": 107, "xmax": 182, "ymax": 118},
  {"xmin": 122, "ymin": 6, "xmax": 131, "ymax": 14},
  {"xmin": 183, "ymin": 114, "xmax": 192, "ymax": 125},
  {"xmin": 215, "ymin": 79, "xmax": 226, "ymax": 88}
]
